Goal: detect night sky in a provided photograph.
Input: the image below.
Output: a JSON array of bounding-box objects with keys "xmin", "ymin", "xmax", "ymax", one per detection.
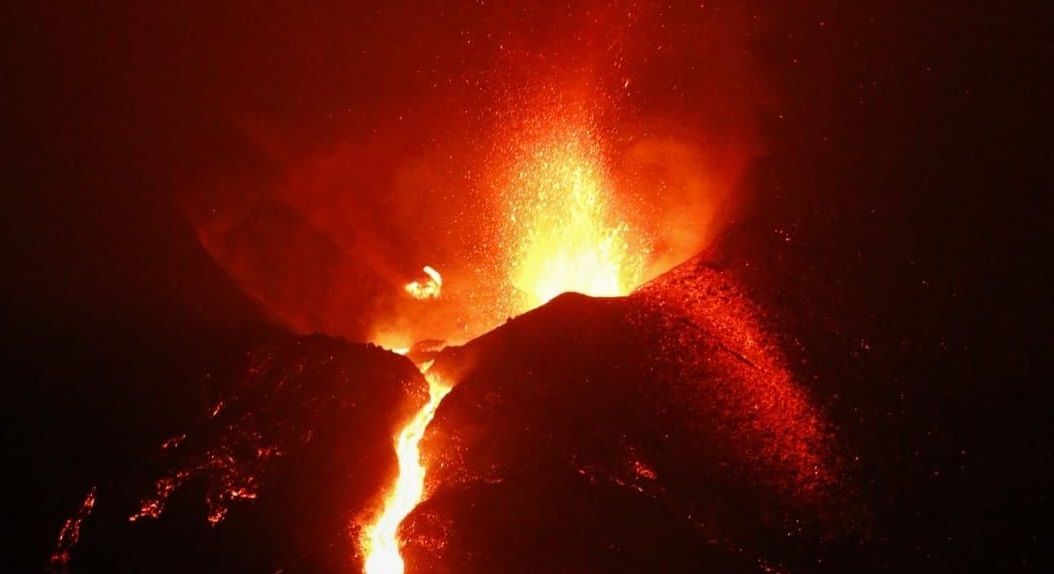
[{"xmin": 3, "ymin": 2, "xmax": 1050, "ymax": 571}]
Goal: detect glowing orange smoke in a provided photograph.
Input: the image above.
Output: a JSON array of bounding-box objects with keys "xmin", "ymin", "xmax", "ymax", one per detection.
[
  {"xmin": 404, "ymin": 266, "xmax": 442, "ymax": 300},
  {"xmin": 362, "ymin": 370, "xmax": 452, "ymax": 574},
  {"xmin": 504, "ymin": 124, "xmax": 646, "ymax": 310}
]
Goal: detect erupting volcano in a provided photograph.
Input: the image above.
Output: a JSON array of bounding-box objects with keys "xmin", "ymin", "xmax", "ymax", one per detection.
[
  {"xmin": 41, "ymin": 69, "xmax": 850, "ymax": 574},
  {"xmin": 13, "ymin": 2, "xmax": 1041, "ymax": 573},
  {"xmin": 362, "ymin": 116, "xmax": 654, "ymax": 573},
  {"xmin": 29, "ymin": 4, "xmax": 893, "ymax": 573}
]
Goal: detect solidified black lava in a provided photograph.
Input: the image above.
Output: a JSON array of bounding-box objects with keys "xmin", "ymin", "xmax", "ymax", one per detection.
[
  {"xmin": 408, "ymin": 258, "xmax": 858, "ymax": 573},
  {"xmin": 58, "ymin": 332, "xmax": 426, "ymax": 574}
]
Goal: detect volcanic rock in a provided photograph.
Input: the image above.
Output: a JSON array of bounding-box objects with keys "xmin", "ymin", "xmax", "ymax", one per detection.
[
  {"xmin": 58, "ymin": 332, "xmax": 427, "ymax": 573},
  {"xmin": 407, "ymin": 257, "xmax": 855, "ymax": 573},
  {"xmin": 53, "ymin": 257, "xmax": 858, "ymax": 573}
]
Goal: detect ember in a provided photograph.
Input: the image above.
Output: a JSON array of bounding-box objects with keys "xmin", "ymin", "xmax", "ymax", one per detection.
[
  {"xmin": 49, "ymin": 488, "xmax": 95, "ymax": 569},
  {"xmin": 404, "ymin": 266, "xmax": 443, "ymax": 301}
]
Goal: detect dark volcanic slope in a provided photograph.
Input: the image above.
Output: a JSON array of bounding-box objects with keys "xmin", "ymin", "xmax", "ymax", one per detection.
[
  {"xmin": 410, "ymin": 258, "xmax": 855, "ymax": 573},
  {"xmin": 55, "ymin": 333, "xmax": 427, "ymax": 574}
]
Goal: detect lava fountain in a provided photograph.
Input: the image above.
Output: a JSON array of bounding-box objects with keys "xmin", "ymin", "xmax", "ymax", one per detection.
[{"xmin": 504, "ymin": 123, "xmax": 646, "ymax": 311}]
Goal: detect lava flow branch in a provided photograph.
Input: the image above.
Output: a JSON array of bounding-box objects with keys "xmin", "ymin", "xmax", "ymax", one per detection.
[{"xmin": 362, "ymin": 370, "xmax": 452, "ymax": 574}]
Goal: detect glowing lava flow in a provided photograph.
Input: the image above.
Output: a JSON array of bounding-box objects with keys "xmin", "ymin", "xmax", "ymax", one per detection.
[
  {"xmin": 505, "ymin": 125, "xmax": 645, "ymax": 309},
  {"xmin": 362, "ymin": 370, "xmax": 452, "ymax": 574}
]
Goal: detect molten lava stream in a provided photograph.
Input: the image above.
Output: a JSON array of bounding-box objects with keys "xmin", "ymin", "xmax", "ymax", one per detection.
[{"xmin": 363, "ymin": 370, "xmax": 452, "ymax": 574}]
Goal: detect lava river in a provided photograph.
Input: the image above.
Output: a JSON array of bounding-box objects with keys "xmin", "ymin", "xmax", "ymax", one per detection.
[{"xmin": 362, "ymin": 369, "xmax": 452, "ymax": 574}]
